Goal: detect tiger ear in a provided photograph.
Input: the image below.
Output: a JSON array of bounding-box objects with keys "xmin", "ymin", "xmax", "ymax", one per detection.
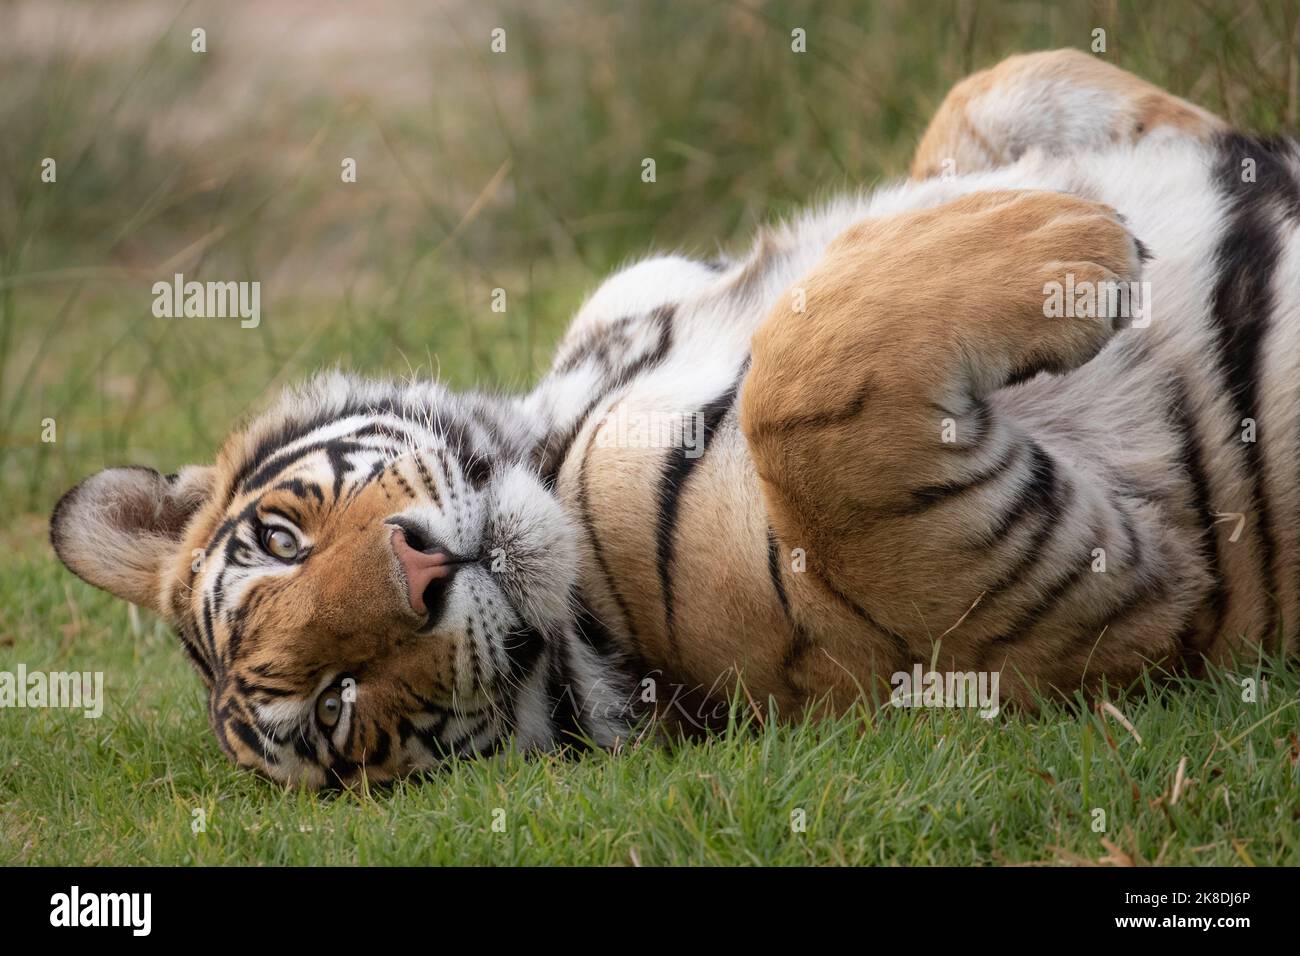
[{"xmin": 50, "ymin": 465, "xmax": 215, "ymax": 613}]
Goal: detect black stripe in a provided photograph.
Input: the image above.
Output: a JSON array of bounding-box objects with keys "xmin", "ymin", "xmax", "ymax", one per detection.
[
  {"xmin": 745, "ymin": 377, "xmax": 872, "ymax": 440},
  {"xmin": 391, "ymin": 468, "xmax": 417, "ymax": 500},
  {"xmin": 1206, "ymin": 133, "xmax": 1300, "ymax": 623},
  {"xmin": 223, "ymin": 592, "xmax": 250, "ymax": 667},
  {"xmin": 546, "ymin": 651, "xmax": 590, "ymax": 750},
  {"xmin": 812, "ymin": 567, "xmax": 910, "ymax": 661},
  {"xmin": 413, "ymin": 713, "xmax": 452, "ymax": 758},
  {"xmin": 272, "ymin": 478, "xmax": 323, "ymax": 505},
  {"xmin": 350, "ymin": 459, "xmax": 386, "ymax": 502},
  {"xmin": 503, "ymin": 625, "xmax": 546, "ymax": 683},
  {"xmin": 465, "ymin": 619, "xmax": 481, "ymax": 687},
  {"xmin": 655, "ymin": 373, "xmax": 745, "ymax": 663},
  {"xmin": 233, "ymin": 675, "xmax": 294, "ymax": 700},
  {"xmin": 987, "ymin": 535, "xmax": 1098, "ymax": 648},
  {"xmin": 900, "ymin": 439, "xmax": 1023, "ymax": 515},
  {"xmin": 1003, "ymin": 357, "xmax": 1069, "ymax": 389},
  {"xmin": 1168, "ymin": 377, "xmax": 1225, "ymax": 650},
  {"xmin": 968, "ymin": 439, "xmax": 1056, "ymax": 550},
  {"xmin": 412, "ymin": 454, "xmax": 443, "ymax": 505},
  {"xmin": 766, "ymin": 527, "xmax": 794, "ymax": 615},
  {"xmin": 537, "ymin": 305, "xmax": 676, "ymax": 488},
  {"xmin": 339, "ymin": 703, "xmax": 360, "ymax": 756},
  {"xmin": 394, "ymin": 678, "xmax": 449, "ymax": 716},
  {"xmin": 228, "ymin": 718, "xmax": 277, "ymax": 764},
  {"xmin": 231, "ymin": 418, "xmax": 414, "ymax": 500},
  {"xmin": 968, "ymin": 442, "xmax": 1069, "ymax": 610},
  {"xmin": 572, "ymin": 597, "xmax": 618, "ymax": 656},
  {"xmin": 537, "ymin": 392, "xmax": 606, "ymax": 489},
  {"xmin": 292, "ymin": 729, "xmax": 318, "ymax": 761},
  {"xmin": 463, "ymin": 451, "xmax": 493, "ymax": 489},
  {"xmin": 576, "ymin": 424, "xmax": 640, "ymax": 644},
  {"xmin": 240, "ymin": 437, "xmax": 364, "ymax": 497},
  {"xmin": 987, "ymin": 487, "xmax": 1157, "ymax": 650},
  {"xmin": 767, "ymin": 528, "xmax": 815, "ymax": 689},
  {"xmin": 435, "ymin": 448, "xmax": 459, "ymax": 500},
  {"xmin": 248, "ymin": 661, "xmax": 324, "ymax": 683},
  {"xmin": 325, "ymin": 438, "xmax": 358, "ymax": 500},
  {"xmin": 228, "ymin": 411, "xmax": 343, "ymax": 494},
  {"xmin": 565, "ymin": 308, "xmax": 680, "ymax": 644},
  {"xmin": 201, "ymin": 592, "xmax": 218, "ymax": 665},
  {"xmin": 1216, "ymin": 133, "xmax": 1300, "ymax": 219},
  {"xmin": 366, "ymin": 727, "xmax": 391, "ymax": 767},
  {"xmin": 261, "ymin": 504, "xmax": 303, "ymax": 526},
  {"xmin": 178, "ymin": 624, "xmax": 215, "ymax": 684},
  {"xmin": 1085, "ymin": 573, "xmax": 1167, "ymax": 643},
  {"xmin": 449, "ymin": 716, "xmax": 492, "ymax": 756},
  {"xmin": 556, "ymin": 314, "xmax": 637, "ymax": 375}
]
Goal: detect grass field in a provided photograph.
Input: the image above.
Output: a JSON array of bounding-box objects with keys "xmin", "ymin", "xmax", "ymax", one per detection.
[{"xmin": 2, "ymin": 0, "xmax": 1299, "ymax": 865}]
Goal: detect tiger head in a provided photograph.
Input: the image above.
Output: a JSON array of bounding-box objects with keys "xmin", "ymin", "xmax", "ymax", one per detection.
[{"xmin": 49, "ymin": 371, "xmax": 632, "ymax": 787}]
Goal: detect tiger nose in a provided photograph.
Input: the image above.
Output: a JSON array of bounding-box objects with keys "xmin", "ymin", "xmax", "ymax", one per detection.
[{"xmin": 389, "ymin": 528, "xmax": 457, "ymax": 615}]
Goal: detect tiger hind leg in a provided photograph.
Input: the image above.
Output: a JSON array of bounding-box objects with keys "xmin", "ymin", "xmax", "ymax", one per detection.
[
  {"xmin": 910, "ymin": 48, "xmax": 1225, "ymax": 180},
  {"xmin": 742, "ymin": 190, "xmax": 1209, "ymax": 706}
]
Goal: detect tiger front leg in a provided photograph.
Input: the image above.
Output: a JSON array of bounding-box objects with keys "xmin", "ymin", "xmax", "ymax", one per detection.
[{"xmin": 740, "ymin": 190, "xmax": 1175, "ymax": 700}]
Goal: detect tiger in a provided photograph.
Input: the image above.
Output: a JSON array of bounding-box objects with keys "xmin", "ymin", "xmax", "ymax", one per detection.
[{"xmin": 50, "ymin": 50, "xmax": 1300, "ymax": 787}]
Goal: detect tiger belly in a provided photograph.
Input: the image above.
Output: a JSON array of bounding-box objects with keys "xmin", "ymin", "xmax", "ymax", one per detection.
[{"xmin": 548, "ymin": 130, "xmax": 1300, "ymax": 715}]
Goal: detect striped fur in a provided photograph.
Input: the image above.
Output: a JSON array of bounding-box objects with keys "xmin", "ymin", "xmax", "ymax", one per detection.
[{"xmin": 50, "ymin": 50, "xmax": 1300, "ymax": 785}]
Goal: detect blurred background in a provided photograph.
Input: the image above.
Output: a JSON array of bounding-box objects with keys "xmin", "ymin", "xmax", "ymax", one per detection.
[{"xmin": 0, "ymin": 0, "xmax": 1296, "ymax": 532}]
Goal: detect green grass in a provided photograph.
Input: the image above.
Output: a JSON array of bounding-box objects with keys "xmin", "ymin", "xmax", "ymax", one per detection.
[{"xmin": 2, "ymin": 0, "xmax": 1299, "ymax": 864}]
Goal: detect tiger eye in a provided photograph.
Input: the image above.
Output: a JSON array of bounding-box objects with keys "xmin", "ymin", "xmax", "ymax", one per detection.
[
  {"xmin": 264, "ymin": 527, "xmax": 299, "ymax": 560},
  {"xmin": 316, "ymin": 688, "xmax": 343, "ymax": 728}
]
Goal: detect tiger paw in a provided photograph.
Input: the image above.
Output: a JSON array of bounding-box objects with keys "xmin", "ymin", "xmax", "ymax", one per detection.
[
  {"xmin": 814, "ymin": 189, "xmax": 1146, "ymax": 396},
  {"xmin": 968, "ymin": 189, "xmax": 1146, "ymax": 388}
]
